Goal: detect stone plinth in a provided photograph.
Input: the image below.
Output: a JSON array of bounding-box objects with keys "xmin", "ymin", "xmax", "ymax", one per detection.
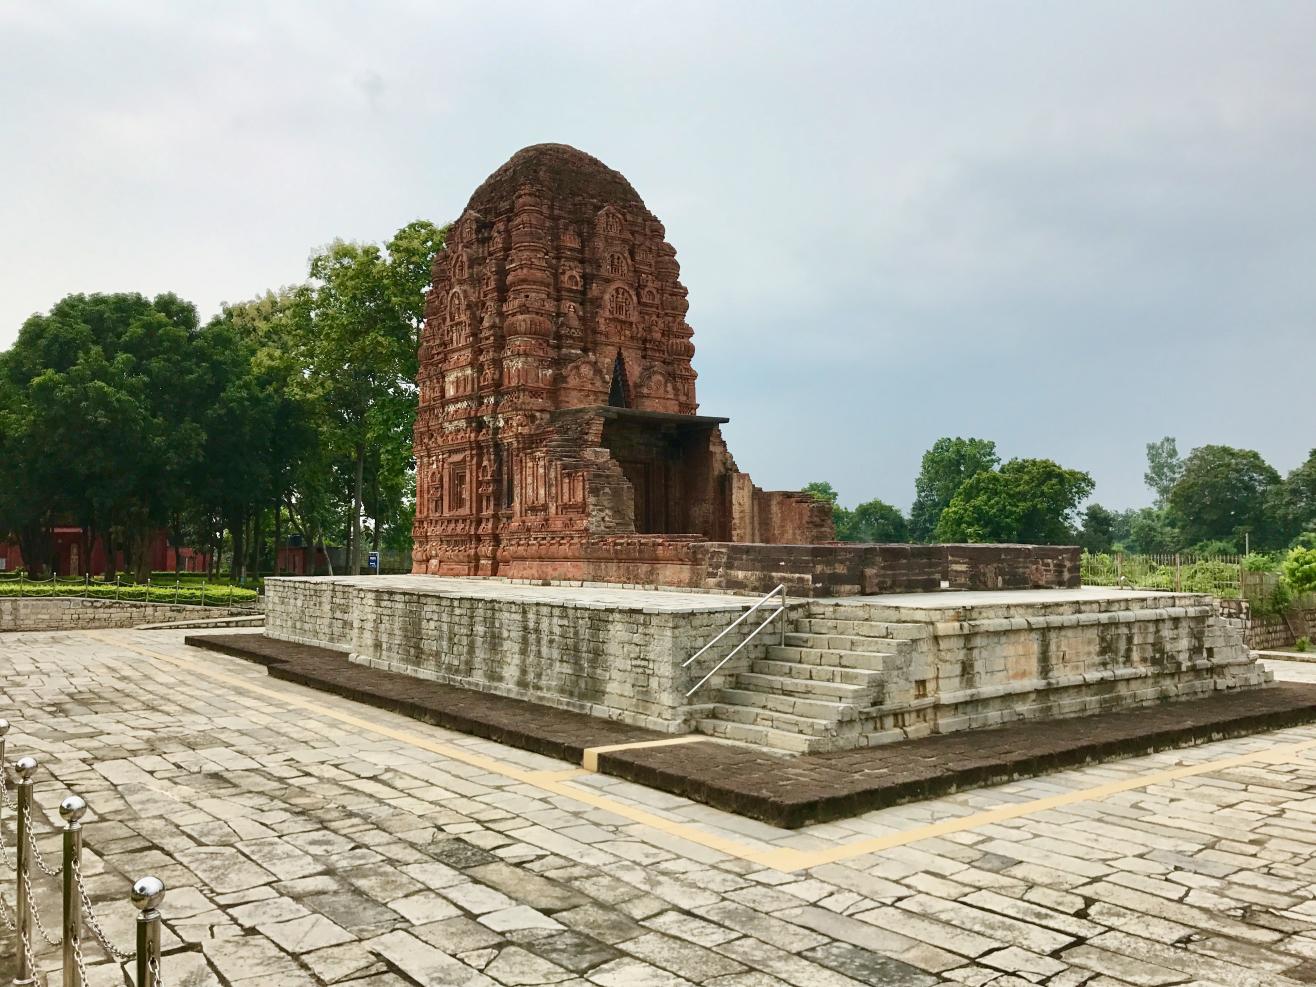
[
  {"xmin": 697, "ymin": 588, "xmax": 1273, "ymax": 752},
  {"xmin": 267, "ymin": 579, "xmax": 1271, "ymax": 754},
  {"xmin": 264, "ymin": 575, "xmax": 763, "ymax": 732}
]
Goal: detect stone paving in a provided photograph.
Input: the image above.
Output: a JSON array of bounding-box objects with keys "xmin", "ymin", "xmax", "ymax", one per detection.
[{"xmin": 4, "ymin": 632, "xmax": 1316, "ymax": 986}]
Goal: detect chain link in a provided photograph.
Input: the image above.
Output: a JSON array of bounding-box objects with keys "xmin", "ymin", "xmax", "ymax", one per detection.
[
  {"xmin": 72, "ymin": 853, "xmax": 136, "ymax": 962},
  {"xmin": 24, "ymin": 870, "xmax": 61, "ymax": 946},
  {"xmin": 0, "ymin": 883, "xmax": 16, "ymax": 932},
  {"xmin": 0, "ymin": 779, "xmax": 12, "ymax": 870},
  {"xmin": 150, "ymin": 952, "xmax": 166, "ymax": 987},
  {"xmin": 72, "ymin": 929, "xmax": 91, "ymax": 985},
  {"xmin": 23, "ymin": 802, "xmax": 62, "ymax": 877},
  {"xmin": 20, "ymin": 915, "xmax": 38, "ymax": 983}
]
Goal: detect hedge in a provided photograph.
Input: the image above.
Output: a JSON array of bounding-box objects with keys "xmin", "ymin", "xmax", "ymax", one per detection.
[{"xmin": 0, "ymin": 580, "xmax": 259, "ymax": 607}]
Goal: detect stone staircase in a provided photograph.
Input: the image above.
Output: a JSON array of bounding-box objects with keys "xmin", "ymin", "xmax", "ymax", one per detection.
[{"xmin": 695, "ymin": 605, "xmax": 928, "ymax": 753}]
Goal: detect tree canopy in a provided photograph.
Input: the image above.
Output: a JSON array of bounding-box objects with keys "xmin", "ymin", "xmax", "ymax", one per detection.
[
  {"xmin": 0, "ymin": 220, "xmax": 446, "ymax": 579},
  {"xmin": 936, "ymin": 458, "xmax": 1094, "ymax": 545},
  {"xmin": 908, "ymin": 437, "xmax": 999, "ymax": 541},
  {"xmin": 1167, "ymin": 444, "xmax": 1283, "ymax": 551}
]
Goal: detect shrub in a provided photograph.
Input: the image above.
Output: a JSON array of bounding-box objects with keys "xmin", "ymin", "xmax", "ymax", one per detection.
[
  {"xmin": 0, "ymin": 580, "xmax": 258, "ymax": 607},
  {"xmin": 1295, "ymin": 637, "xmax": 1312, "ymax": 653},
  {"xmin": 1283, "ymin": 545, "xmax": 1316, "ymax": 596}
]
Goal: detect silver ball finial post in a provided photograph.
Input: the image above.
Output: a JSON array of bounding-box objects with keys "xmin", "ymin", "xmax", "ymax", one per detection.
[
  {"xmin": 134, "ymin": 876, "xmax": 167, "ymax": 987},
  {"xmin": 0, "ymin": 717, "xmax": 10, "ymax": 737},
  {"xmin": 59, "ymin": 793, "xmax": 88, "ymax": 827},
  {"xmin": 131, "ymin": 875, "xmax": 166, "ymax": 913},
  {"xmin": 14, "ymin": 754, "xmax": 37, "ymax": 781}
]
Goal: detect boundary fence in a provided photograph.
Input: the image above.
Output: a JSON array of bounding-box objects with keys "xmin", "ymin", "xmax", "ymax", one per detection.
[
  {"xmin": 1081, "ymin": 552, "xmax": 1248, "ymax": 599},
  {"xmin": 0, "ymin": 572, "xmax": 261, "ymax": 611},
  {"xmin": 1, "ymin": 718, "xmax": 168, "ymax": 985}
]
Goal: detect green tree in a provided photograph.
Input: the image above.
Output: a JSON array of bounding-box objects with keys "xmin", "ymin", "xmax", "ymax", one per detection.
[
  {"xmin": 1283, "ymin": 543, "xmax": 1316, "ymax": 595},
  {"xmin": 1126, "ymin": 507, "xmax": 1181, "ymax": 554},
  {"xmin": 298, "ymin": 221, "xmax": 445, "ymax": 574},
  {"xmin": 936, "ymin": 458, "xmax": 1094, "ymax": 544},
  {"xmin": 1277, "ymin": 449, "xmax": 1316, "ymax": 540},
  {"xmin": 2, "ymin": 293, "xmax": 212, "ymax": 580},
  {"xmin": 1144, "ymin": 436, "xmax": 1184, "ymax": 508},
  {"xmin": 909, "ymin": 437, "xmax": 999, "ymax": 542},
  {"xmin": 803, "ymin": 482, "xmax": 839, "ymax": 507},
  {"xmin": 1167, "ymin": 445, "xmax": 1282, "ymax": 551},
  {"xmin": 1078, "ymin": 503, "xmax": 1117, "ymax": 554},
  {"xmin": 840, "ymin": 499, "xmax": 908, "ymax": 542}
]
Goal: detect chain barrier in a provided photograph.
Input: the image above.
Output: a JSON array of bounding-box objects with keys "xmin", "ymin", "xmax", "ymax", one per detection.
[
  {"xmin": 0, "ymin": 880, "xmax": 15, "ymax": 932},
  {"xmin": 24, "ymin": 802, "xmax": 63, "ymax": 877},
  {"xmin": 73, "ymin": 853, "xmax": 136, "ymax": 963},
  {"xmin": 4, "ymin": 738, "xmax": 166, "ymax": 986},
  {"xmin": 24, "ymin": 869, "xmax": 60, "ymax": 946}
]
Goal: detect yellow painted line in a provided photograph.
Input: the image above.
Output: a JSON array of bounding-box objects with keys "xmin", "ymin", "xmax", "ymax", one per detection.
[
  {"xmin": 526, "ymin": 768, "xmax": 590, "ymax": 783},
  {"xmin": 582, "ymin": 736, "xmax": 707, "ymax": 772},
  {"xmin": 87, "ymin": 632, "xmax": 1316, "ymax": 873}
]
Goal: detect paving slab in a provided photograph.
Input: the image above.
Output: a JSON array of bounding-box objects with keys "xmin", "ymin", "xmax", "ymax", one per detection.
[{"xmin": 189, "ymin": 632, "xmax": 1316, "ymax": 828}]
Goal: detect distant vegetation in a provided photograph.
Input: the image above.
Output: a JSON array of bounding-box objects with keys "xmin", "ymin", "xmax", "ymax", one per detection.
[
  {"xmin": 0, "ymin": 221, "xmax": 448, "ymax": 581},
  {"xmin": 807, "ymin": 435, "xmax": 1316, "ymax": 557}
]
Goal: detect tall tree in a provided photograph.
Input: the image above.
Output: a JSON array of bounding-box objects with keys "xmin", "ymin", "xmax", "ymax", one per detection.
[
  {"xmin": 909, "ymin": 437, "xmax": 999, "ymax": 542},
  {"xmin": 1144, "ymin": 436, "xmax": 1184, "ymax": 508},
  {"xmin": 1167, "ymin": 445, "xmax": 1282, "ymax": 551},
  {"xmin": 298, "ymin": 221, "xmax": 445, "ymax": 574},
  {"xmin": 936, "ymin": 458, "xmax": 1093, "ymax": 545},
  {"xmin": 1277, "ymin": 449, "xmax": 1316, "ymax": 540},
  {"xmin": 1078, "ymin": 503, "xmax": 1117, "ymax": 554}
]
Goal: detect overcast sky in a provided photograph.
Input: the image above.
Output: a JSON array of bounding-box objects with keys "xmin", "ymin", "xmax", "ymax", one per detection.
[{"xmin": 2, "ymin": 1, "xmax": 1313, "ymax": 512}]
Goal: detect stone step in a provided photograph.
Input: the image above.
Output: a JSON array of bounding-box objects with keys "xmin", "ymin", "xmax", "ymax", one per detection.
[
  {"xmin": 715, "ymin": 687, "xmax": 860, "ymax": 722},
  {"xmin": 765, "ymin": 645, "xmax": 890, "ymax": 671},
  {"xmin": 784, "ymin": 632, "xmax": 891, "ymax": 653},
  {"xmin": 708, "ymin": 702, "xmax": 848, "ymax": 738},
  {"xmin": 735, "ymin": 670, "xmax": 872, "ymax": 701},
  {"xmin": 695, "ymin": 718, "xmax": 827, "ymax": 754},
  {"xmin": 792, "ymin": 617, "xmax": 926, "ymax": 644},
  {"xmin": 751, "ymin": 659, "xmax": 882, "ymax": 687}
]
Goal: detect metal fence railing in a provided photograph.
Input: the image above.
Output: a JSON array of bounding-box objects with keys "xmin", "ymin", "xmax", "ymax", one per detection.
[
  {"xmin": 1081, "ymin": 552, "xmax": 1247, "ymax": 599},
  {"xmin": 0, "ymin": 572, "xmax": 262, "ymax": 611},
  {"xmin": 2, "ymin": 718, "xmax": 169, "ymax": 985}
]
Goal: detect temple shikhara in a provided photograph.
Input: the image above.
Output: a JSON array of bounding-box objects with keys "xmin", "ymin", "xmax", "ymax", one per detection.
[{"xmin": 412, "ymin": 144, "xmax": 831, "ymax": 582}]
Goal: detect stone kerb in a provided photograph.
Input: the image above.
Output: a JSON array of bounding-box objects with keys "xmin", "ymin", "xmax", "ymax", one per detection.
[
  {"xmin": 263, "ymin": 576, "xmax": 767, "ymax": 732},
  {"xmin": 0, "ymin": 597, "xmax": 248, "ymax": 632}
]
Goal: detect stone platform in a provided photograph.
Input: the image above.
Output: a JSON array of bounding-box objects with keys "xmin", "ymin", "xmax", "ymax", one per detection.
[
  {"xmin": 265, "ymin": 577, "xmax": 1271, "ymax": 753},
  {"xmin": 264, "ymin": 575, "xmax": 758, "ymax": 732},
  {"xmin": 186, "ymin": 630, "xmax": 1316, "ymax": 828}
]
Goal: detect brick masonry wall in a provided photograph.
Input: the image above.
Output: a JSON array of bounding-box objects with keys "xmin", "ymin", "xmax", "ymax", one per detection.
[
  {"xmin": 699, "ymin": 543, "xmax": 1081, "ymax": 598},
  {"xmin": 0, "ymin": 598, "xmax": 245, "ymax": 632},
  {"xmin": 264, "ymin": 578, "xmax": 763, "ymax": 732}
]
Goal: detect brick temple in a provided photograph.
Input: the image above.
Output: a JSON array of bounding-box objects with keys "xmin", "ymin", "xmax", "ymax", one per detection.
[{"xmin": 412, "ymin": 144, "xmax": 831, "ymax": 582}]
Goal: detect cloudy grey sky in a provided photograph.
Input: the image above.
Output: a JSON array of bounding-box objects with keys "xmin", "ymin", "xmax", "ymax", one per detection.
[{"xmin": 2, "ymin": 1, "xmax": 1313, "ymax": 512}]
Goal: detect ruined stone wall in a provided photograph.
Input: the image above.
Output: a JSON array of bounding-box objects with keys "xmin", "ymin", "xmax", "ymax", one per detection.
[
  {"xmin": 265, "ymin": 576, "xmax": 762, "ymax": 732},
  {"xmin": 0, "ymin": 598, "xmax": 247, "ymax": 632},
  {"xmin": 698, "ymin": 543, "xmax": 1081, "ymax": 598}
]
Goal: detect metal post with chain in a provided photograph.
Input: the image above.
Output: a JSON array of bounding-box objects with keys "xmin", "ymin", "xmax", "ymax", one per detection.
[
  {"xmin": 61, "ymin": 795, "xmax": 87, "ymax": 987},
  {"xmin": 133, "ymin": 877, "xmax": 166, "ymax": 987},
  {"xmin": 1, "ymin": 717, "xmax": 12, "ymax": 807},
  {"xmin": 12, "ymin": 754, "xmax": 39, "ymax": 987}
]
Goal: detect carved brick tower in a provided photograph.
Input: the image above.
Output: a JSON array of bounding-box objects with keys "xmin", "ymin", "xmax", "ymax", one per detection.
[{"xmin": 413, "ymin": 144, "xmax": 830, "ymax": 583}]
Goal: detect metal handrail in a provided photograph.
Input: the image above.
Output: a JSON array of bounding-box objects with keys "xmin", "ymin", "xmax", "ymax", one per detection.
[{"xmin": 683, "ymin": 584, "xmax": 787, "ymax": 698}]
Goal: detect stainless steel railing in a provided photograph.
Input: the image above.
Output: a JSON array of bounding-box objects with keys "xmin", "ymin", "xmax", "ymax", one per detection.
[
  {"xmin": 1, "ymin": 718, "xmax": 168, "ymax": 986},
  {"xmin": 683, "ymin": 584, "xmax": 788, "ymax": 698}
]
